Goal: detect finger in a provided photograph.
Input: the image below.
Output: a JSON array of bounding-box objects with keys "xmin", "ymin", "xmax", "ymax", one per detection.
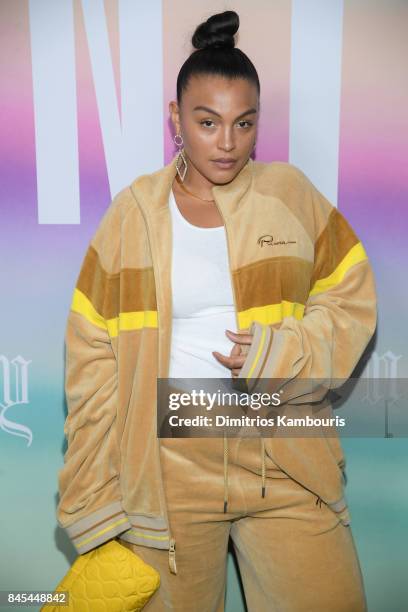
[
  {"xmin": 212, "ymin": 351, "xmax": 229, "ymax": 366},
  {"xmin": 230, "ymin": 343, "xmax": 242, "ymax": 357},
  {"xmin": 213, "ymin": 352, "xmax": 246, "ymax": 370},
  {"xmin": 225, "ymin": 329, "xmax": 253, "ymax": 345}
]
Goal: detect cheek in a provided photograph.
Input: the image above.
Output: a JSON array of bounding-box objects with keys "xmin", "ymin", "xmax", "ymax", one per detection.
[
  {"xmin": 191, "ymin": 128, "xmax": 214, "ymax": 142},
  {"xmin": 184, "ymin": 122, "xmax": 216, "ymax": 142},
  {"xmin": 184, "ymin": 128, "xmax": 215, "ymax": 153}
]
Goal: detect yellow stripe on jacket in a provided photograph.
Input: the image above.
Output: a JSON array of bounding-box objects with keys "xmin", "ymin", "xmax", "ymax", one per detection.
[
  {"xmin": 70, "ymin": 288, "xmax": 158, "ymax": 336},
  {"xmin": 309, "ymin": 242, "xmax": 368, "ymax": 296}
]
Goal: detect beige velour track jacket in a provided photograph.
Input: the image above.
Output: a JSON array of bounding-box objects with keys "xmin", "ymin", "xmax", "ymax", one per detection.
[{"xmin": 57, "ymin": 154, "xmax": 377, "ymax": 575}]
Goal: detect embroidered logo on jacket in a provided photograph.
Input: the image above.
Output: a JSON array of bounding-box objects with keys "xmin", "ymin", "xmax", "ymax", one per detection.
[{"xmin": 257, "ymin": 234, "xmax": 297, "ymax": 247}]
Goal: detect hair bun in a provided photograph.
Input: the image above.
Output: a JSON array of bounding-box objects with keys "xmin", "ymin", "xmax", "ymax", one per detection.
[{"xmin": 192, "ymin": 10, "xmax": 239, "ymax": 50}]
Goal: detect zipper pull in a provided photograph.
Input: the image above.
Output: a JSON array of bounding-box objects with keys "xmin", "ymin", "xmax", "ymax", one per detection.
[{"xmin": 168, "ymin": 537, "xmax": 177, "ymax": 574}]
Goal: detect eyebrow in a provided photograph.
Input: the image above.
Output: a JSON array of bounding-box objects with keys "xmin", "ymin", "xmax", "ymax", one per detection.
[{"xmin": 193, "ymin": 105, "xmax": 258, "ymax": 120}]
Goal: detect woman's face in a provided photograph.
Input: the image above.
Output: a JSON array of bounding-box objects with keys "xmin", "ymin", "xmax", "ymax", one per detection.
[{"xmin": 169, "ymin": 74, "xmax": 259, "ymax": 186}]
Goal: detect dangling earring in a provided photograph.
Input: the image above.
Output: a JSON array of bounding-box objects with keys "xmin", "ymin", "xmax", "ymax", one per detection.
[{"xmin": 174, "ymin": 133, "xmax": 187, "ymax": 182}]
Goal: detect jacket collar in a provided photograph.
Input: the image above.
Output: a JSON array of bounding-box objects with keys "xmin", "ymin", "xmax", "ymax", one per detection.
[{"xmin": 130, "ymin": 154, "xmax": 254, "ymax": 220}]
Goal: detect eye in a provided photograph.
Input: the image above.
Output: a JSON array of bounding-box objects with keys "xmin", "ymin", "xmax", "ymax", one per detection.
[
  {"xmin": 200, "ymin": 119, "xmax": 216, "ymax": 128},
  {"xmin": 200, "ymin": 119, "xmax": 253, "ymax": 129}
]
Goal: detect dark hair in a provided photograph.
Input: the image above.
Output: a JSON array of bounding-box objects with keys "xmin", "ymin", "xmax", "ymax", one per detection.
[{"xmin": 176, "ymin": 11, "xmax": 260, "ymax": 103}]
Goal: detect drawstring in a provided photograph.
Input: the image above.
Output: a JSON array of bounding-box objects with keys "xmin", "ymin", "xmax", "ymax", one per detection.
[
  {"xmin": 223, "ymin": 434, "xmax": 267, "ymax": 513},
  {"xmin": 261, "ymin": 436, "xmax": 266, "ymax": 498},
  {"xmin": 223, "ymin": 433, "xmax": 229, "ymax": 513}
]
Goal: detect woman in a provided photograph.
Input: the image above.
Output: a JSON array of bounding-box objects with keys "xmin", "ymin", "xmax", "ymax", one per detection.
[{"xmin": 57, "ymin": 11, "xmax": 377, "ymax": 612}]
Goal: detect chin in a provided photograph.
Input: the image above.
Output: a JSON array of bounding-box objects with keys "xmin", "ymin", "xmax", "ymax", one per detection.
[
  {"xmin": 212, "ymin": 174, "xmax": 238, "ymax": 185},
  {"xmin": 207, "ymin": 165, "xmax": 244, "ymax": 185}
]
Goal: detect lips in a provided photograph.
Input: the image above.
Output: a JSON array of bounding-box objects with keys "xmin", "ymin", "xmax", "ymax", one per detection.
[
  {"xmin": 212, "ymin": 158, "xmax": 237, "ymax": 169},
  {"xmin": 213, "ymin": 158, "xmax": 237, "ymax": 162}
]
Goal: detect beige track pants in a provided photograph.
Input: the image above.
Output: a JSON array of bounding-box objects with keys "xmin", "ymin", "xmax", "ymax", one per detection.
[{"xmin": 119, "ymin": 437, "xmax": 367, "ymax": 612}]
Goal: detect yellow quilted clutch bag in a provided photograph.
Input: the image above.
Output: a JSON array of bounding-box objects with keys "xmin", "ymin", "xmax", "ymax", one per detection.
[{"xmin": 41, "ymin": 538, "xmax": 160, "ymax": 611}]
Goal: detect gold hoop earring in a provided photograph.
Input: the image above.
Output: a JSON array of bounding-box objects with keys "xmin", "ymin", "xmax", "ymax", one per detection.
[{"xmin": 174, "ymin": 134, "xmax": 187, "ymax": 182}]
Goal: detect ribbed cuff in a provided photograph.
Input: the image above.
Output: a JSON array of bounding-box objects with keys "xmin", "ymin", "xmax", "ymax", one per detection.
[
  {"xmin": 62, "ymin": 500, "xmax": 132, "ymax": 554},
  {"xmin": 233, "ymin": 321, "xmax": 273, "ymax": 393}
]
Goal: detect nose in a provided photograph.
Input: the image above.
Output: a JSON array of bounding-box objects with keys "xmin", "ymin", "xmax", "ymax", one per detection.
[{"xmin": 218, "ymin": 126, "xmax": 235, "ymax": 152}]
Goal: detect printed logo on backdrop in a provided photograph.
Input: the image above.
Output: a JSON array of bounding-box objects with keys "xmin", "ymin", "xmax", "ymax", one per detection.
[
  {"xmin": 362, "ymin": 350, "xmax": 404, "ymax": 438},
  {"xmin": 0, "ymin": 355, "xmax": 32, "ymax": 446}
]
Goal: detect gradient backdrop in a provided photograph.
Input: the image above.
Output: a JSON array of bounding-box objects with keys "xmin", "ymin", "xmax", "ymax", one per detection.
[{"xmin": 1, "ymin": 1, "xmax": 407, "ymax": 610}]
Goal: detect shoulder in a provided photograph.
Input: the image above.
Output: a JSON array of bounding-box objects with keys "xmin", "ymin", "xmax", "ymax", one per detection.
[
  {"xmin": 252, "ymin": 159, "xmax": 306, "ymax": 183},
  {"xmin": 250, "ymin": 160, "xmax": 341, "ymax": 243},
  {"xmin": 94, "ymin": 181, "xmax": 140, "ymax": 227},
  {"xmin": 250, "ymin": 160, "xmax": 318, "ymax": 230},
  {"xmin": 89, "ymin": 185, "xmax": 139, "ymax": 270},
  {"xmin": 254, "ymin": 161, "xmax": 357, "ymax": 242},
  {"xmin": 251, "ymin": 160, "xmax": 333, "ymax": 208}
]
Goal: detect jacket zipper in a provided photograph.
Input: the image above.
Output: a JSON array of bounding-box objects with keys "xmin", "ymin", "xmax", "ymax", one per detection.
[
  {"xmin": 165, "ymin": 201, "xmax": 179, "ymax": 574},
  {"xmin": 132, "ymin": 195, "xmax": 178, "ymax": 575}
]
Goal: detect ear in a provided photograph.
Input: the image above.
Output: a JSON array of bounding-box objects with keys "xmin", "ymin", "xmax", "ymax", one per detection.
[{"xmin": 169, "ymin": 100, "xmax": 181, "ymax": 135}]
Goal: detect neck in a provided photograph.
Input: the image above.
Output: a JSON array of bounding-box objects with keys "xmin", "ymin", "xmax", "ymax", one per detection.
[
  {"xmin": 181, "ymin": 157, "xmax": 217, "ymax": 201},
  {"xmin": 175, "ymin": 176, "xmax": 214, "ymax": 202}
]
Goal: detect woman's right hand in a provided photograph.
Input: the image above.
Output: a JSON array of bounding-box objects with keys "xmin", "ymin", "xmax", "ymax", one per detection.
[{"xmin": 212, "ymin": 329, "xmax": 254, "ymax": 377}]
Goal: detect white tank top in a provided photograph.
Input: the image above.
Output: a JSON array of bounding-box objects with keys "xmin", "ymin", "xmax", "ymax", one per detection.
[{"xmin": 168, "ymin": 189, "xmax": 237, "ymax": 380}]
